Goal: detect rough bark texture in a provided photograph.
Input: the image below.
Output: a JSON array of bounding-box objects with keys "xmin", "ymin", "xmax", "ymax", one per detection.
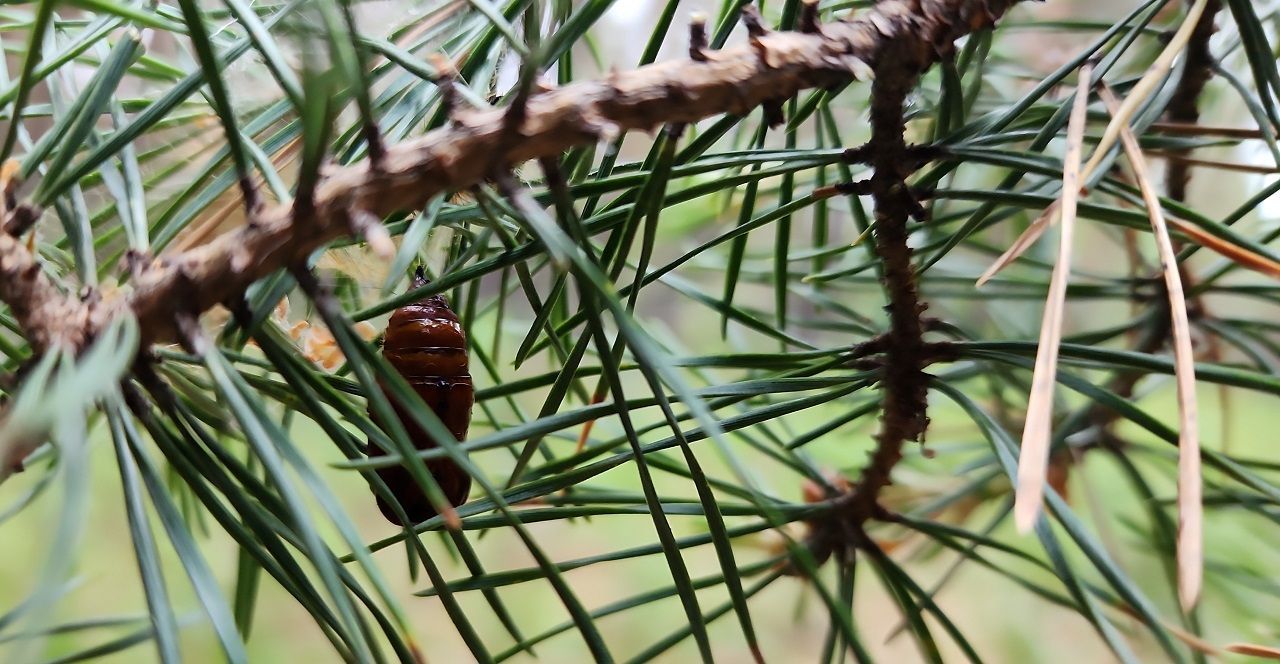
[
  {"xmin": 840, "ymin": 38, "xmax": 931, "ymax": 525},
  {"xmin": 0, "ymin": 233, "xmax": 103, "ymax": 351},
  {"xmin": 0, "ymin": 0, "xmax": 1022, "ymax": 354}
]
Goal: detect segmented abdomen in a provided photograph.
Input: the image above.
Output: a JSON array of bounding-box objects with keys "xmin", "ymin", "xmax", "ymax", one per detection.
[{"xmin": 368, "ymin": 276, "xmax": 473, "ymax": 525}]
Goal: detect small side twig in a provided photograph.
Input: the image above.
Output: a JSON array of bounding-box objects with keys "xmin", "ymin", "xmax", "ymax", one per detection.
[
  {"xmin": 428, "ymin": 54, "xmax": 463, "ymax": 122},
  {"xmin": 3, "ymin": 204, "xmax": 41, "ymax": 238},
  {"xmin": 688, "ymin": 13, "xmax": 709, "ymax": 62},
  {"xmin": 799, "ymin": 0, "xmax": 822, "ymax": 35},
  {"xmin": 838, "ymin": 39, "xmax": 936, "ymax": 531}
]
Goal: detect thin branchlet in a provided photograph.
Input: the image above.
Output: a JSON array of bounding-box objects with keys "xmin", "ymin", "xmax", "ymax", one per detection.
[
  {"xmin": 840, "ymin": 37, "xmax": 932, "ymax": 527},
  {"xmin": 792, "ymin": 2, "xmax": 1021, "ymax": 566}
]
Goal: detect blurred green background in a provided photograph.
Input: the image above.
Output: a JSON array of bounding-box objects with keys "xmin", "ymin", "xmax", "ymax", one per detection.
[{"xmin": 4, "ymin": 0, "xmax": 1280, "ymax": 662}]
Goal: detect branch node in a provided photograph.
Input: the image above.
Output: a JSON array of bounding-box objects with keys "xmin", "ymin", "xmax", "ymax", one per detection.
[
  {"xmin": 1, "ymin": 159, "xmax": 21, "ymax": 214},
  {"xmin": 537, "ymin": 156, "xmax": 570, "ymax": 201},
  {"xmin": 239, "ymin": 176, "xmax": 261, "ymax": 217},
  {"xmin": 492, "ymin": 66, "xmax": 544, "ymax": 172},
  {"xmin": 741, "ymin": 5, "xmax": 768, "ymax": 39},
  {"xmin": 363, "ymin": 119, "xmax": 388, "ymax": 172},
  {"xmin": 292, "ymin": 163, "xmax": 325, "ymax": 221},
  {"xmin": 847, "ymin": 143, "xmax": 946, "ymax": 167},
  {"xmin": 888, "ymin": 181, "xmax": 929, "ymax": 222},
  {"xmin": 799, "ymin": 0, "xmax": 822, "ymax": 35},
  {"xmin": 589, "ymin": 116, "xmax": 621, "ymax": 143},
  {"xmin": 124, "ymin": 248, "xmax": 153, "ymax": 281},
  {"xmin": 3, "ymin": 203, "xmax": 41, "ymax": 238},
  {"xmin": 174, "ymin": 310, "xmax": 205, "ymax": 356},
  {"xmin": 503, "ymin": 78, "xmax": 536, "ymax": 136},
  {"xmin": 664, "ymin": 123, "xmax": 687, "ymax": 142},
  {"xmin": 742, "ymin": 5, "xmax": 774, "ymax": 73},
  {"xmin": 348, "ymin": 208, "xmax": 395, "ymax": 260},
  {"xmin": 429, "ymin": 53, "xmax": 463, "ymax": 123},
  {"xmin": 842, "ymin": 144, "xmax": 872, "ymax": 164},
  {"xmin": 814, "ymin": 179, "xmax": 874, "ymax": 199},
  {"xmin": 689, "ymin": 12, "xmax": 710, "ymax": 62},
  {"xmin": 762, "ymin": 100, "xmax": 785, "ymax": 128},
  {"xmin": 226, "ymin": 295, "xmax": 254, "ymax": 329}
]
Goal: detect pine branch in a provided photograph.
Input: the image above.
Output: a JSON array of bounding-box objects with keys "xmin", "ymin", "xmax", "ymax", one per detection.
[
  {"xmin": 0, "ymin": 0, "xmax": 1023, "ymax": 354},
  {"xmin": 0, "ymin": 232, "xmax": 98, "ymax": 351}
]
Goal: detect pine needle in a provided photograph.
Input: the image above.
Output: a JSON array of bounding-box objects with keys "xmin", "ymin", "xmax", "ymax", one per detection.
[
  {"xmin": 1226, "ymin": 643, "xmax": 1280, "ymax": 660},
  {"xmin": 980, "ymin": 0, "xmax": 1211, "ymax": 282},
  {"xmin": 1013, "ymin": 63, "xmax": 1093, "ymax": 533},
  {"xmin": 976, "ymin": 199, "xmax": 1060, "ymax": 287},
  {"xmin": 1166, "ymin": 216, "xmax": 1280, "ymax": 278},
  {"xmin": 1162, "ymin": 624, "xmax": 1221, "ymax": 657},
  {"xmin": 1099, "ymin": 82, "xmax": 1202, "ymax": 610},
  {"xmin": 1079, "ymin": 0, "xmax": 1211, "ymax": 178}
]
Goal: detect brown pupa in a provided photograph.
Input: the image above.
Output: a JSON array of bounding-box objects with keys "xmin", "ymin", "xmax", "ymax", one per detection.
[{"xmin": 367, "ymin": 268, "xmax": 472, "ymax": 524}]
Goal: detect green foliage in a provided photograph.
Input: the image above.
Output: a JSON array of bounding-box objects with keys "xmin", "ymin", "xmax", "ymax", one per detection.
[{"xmin": 1, "ymin": 0, "xmax": 1280, "ymax": 662}]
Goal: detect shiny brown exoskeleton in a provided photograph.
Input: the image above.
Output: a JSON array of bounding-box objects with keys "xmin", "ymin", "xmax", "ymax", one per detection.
[{"xmin": 368, "ymin": 269, "xmax": 472, "ymax": 524}]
